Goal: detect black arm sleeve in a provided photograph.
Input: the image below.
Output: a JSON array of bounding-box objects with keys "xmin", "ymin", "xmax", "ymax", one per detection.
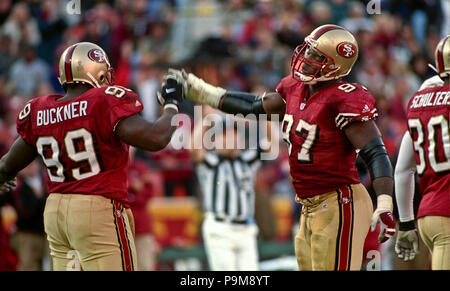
[
  {"xmin": 220, "ymin": 91, "xmax": 266, "ymax": 116},
  {"xmin": 358, "ymin": 136, "xmax": 393, "ymax": 180}
]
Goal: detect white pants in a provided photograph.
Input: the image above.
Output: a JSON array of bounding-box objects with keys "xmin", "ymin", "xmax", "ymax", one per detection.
[{"xmin": 202, "ymin": 215, "xmax": 259, "ymax": 271}]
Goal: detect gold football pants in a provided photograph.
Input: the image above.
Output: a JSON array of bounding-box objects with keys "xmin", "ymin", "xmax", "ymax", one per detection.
[
  {"xmin": 295, "ymin": 183, "xmax": 373, "ymax": 270},
  {"xmin": 44, "ymin": 193, "xmax": 137, "ymax": 271},
  {"xmin": 418, "ymin": 215, "xmax": 450, "ymax": 270}
]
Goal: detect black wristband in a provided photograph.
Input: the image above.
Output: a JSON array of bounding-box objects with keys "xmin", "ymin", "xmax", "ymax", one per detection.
[
  {"xmin": 359, "ymin": 136, "xmax": 393, "ymax": 179},
  {"xmin": 399, "ymin": 220, "xmax": 416, "ymax": 231},
  {"xmin": 220, "ymin": 91, "xmax": 266, "ymax": 116}
]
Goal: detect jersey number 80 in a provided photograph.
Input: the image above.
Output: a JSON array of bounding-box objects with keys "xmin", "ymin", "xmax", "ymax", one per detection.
[{"xmin": 408, "ymin": 114, "xmax": 450, "ymax": 175}]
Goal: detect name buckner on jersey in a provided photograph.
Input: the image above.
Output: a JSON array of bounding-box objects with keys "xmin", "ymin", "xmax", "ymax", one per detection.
[{"xmin": 37, "ymin": 100, "xmax": 88, "ymax": 126}]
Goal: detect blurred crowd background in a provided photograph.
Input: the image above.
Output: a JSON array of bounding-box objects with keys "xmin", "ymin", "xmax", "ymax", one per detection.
[{"xmin": 0, "ymin": 0, "xmax": 448, "ymax": 271}]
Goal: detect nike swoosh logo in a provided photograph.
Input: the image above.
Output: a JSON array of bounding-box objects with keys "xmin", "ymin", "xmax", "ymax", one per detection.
[{"xmin": 165, "ymin": 88, "xmax": 176, "ymax": 94}]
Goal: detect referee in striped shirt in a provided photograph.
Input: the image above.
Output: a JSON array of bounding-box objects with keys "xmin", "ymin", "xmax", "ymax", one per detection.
[{"xmin": 190, "ymin": 109, "xmax": 268, "ymax": 271}]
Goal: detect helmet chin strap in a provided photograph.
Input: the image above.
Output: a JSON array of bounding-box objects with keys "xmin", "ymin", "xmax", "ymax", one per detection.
[
  {"xmin": 295, "ymin": 66, "xmax": 342, "ymax": 85},
  {"xmin": 86, "ymin": 72, "xmax": 101, "ymax": 88},
  {"xmin": 303, "ymin": 79, "xmax": 318, "ymax": 85},
  {"xmin": 295, "ymin": 72, "xmax": 315, "ymax": 83},
  {"xmin": 428, "ymin": 63, "xmax": 438, "ymax": 74},
  {"xmin": 428, "ymin": 63, "xmax": 450, "ymax": 78}
]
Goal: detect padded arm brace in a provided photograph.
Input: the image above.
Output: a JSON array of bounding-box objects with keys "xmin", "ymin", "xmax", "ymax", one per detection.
[
  {"xmin": 220, "ymin": 91, "xmax": 266, "ymax": 115},
  {"xmin": 358, "ymin": 136, "xmax": 393, "ymax": 180}
]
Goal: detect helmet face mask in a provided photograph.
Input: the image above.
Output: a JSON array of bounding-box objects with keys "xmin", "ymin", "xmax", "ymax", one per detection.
[
  {"xmin": 106, "ymin": 67, "xmax": 116, "ymax": 86},
  {"xmin": 291, "ymin": 37, "xmax": 338, "ymax": 84},
  {"xmin": 58, "ymin": 42, "xmax": 115, "ymax": 91},
  {"xmin": 290, "ymin": 25, "xmax": 358, "ymax": 85}
]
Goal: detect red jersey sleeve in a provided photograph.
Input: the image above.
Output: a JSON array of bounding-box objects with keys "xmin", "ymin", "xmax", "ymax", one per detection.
[
  {"xmin": 16, "ymin": 101, "xmax": 34, "ymax": 145},
  {"xmin": 276, "ymin": 80, "xmax": 286, "ymax": 101},
  {"xmin": 275, "ymin": 76, "xmax": 296, "ymax": 102},
  {"xmin": 103, "ymin": 86, "xmax": 144, "ymax": 133},
  {"xmin": 334, "ymin": 83, "xmax": 378, "ymax": 130}
]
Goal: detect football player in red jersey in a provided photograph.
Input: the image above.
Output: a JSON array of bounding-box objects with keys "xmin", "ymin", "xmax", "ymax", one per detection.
[
  {"xmin": 0, "ymin": 42, "xmax": 184, "ymax": 271},
  {"xmin": 167, "ymin": 24, "xmax": 396, "ymax": 270},
  {"xmin": 394, "ymin": 35, "xmax": 450, "ymax": 270}
]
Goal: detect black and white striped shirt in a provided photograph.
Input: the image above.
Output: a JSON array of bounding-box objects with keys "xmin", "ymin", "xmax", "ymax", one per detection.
[{"xmin": 195, "ymin": 150, "xmax": 262, "ymax": 222}]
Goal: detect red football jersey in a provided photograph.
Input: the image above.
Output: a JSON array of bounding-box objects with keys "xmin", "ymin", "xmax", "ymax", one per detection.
[
  {"xmin": 16, "ymin": 86, "xmax": 143, "ymax": 207},
  {"xmin": 406, "ymin": 84, "xmax": 450, "ymax": 218},
  {"xmin": 276, "ymin": 76, "xmax": 378, "ymax": 198}
]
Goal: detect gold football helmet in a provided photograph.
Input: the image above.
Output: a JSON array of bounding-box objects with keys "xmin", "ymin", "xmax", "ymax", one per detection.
[
  {"xmin": 58, "ymin": 42, "xmax": 115, "ymax": 90},
  {"xmin": 290, "ymin": 24, "xmax": 359, "ymax": 84},
  {"xmin": 433, "ymin": 34, "xmax": 450, "ymax": 79}
]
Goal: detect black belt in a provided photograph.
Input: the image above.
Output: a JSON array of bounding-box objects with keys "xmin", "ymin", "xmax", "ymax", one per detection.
[{"xmin": 214, "ymin": 216, "xmax": 248, "ymax": 224}]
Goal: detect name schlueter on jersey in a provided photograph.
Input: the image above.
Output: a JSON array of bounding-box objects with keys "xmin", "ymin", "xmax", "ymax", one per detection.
[{"xmin": 409, "ymin": 90, "xmax": 450, "ymax": 109}]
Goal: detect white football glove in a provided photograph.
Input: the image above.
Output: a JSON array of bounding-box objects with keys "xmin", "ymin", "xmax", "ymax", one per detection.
[
  {"xmin": 370, "ymin": 194, "xmax": 396, "ymax": 243},
  {"xmin": 395, "ymin": 229, "xmax": 419, "ymax": 261},
  {"xmin": 166, "ymin": 68, "xmax": 226, "ymax": 108}
]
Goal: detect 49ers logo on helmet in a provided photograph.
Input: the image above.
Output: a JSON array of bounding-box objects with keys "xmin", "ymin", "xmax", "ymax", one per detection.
[
  {"xmin": 88, "ymin": 49, "xmax": 106, "ymax": 63},
  {"xmin": 336, "ymin": 42, "xmax": 356, "ymax": 58}
]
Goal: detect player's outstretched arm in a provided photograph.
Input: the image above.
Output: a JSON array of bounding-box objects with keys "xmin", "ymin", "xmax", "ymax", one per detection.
[
  {"xmin": 166, "ymin": 69, "xmax": 285, "ymax": 117},
  {"xmin": 0, "ymin": 137, "xmax": 37, "ymax": 189},
  {"xmin": 116, "ymin": 110, "xmax": 178, "ymax": 151},
  {"xmin": 116, "ymin": 76, "xmax": 183, "ymax": 151},
  {"xmin": 344, "ymin": 120, "xmax": 396, "ymax": 243}
]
